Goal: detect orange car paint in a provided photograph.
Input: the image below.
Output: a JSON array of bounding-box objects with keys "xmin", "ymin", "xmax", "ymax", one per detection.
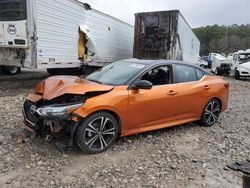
[
  {"xmin": 27, "ymin": 75, "xmax": 229, "ymax": 137},
  {"xmin": 28, "ymin": 76, "xmax": 114, "ymax": 101}
]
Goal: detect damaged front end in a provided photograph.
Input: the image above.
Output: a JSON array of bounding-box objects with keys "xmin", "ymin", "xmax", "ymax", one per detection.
[
  {"xmin": 22, "ymin": 76, "xmax": 114, "ymax": 147},
  {"xmin": 22, "ymin": 94, "xmax": 85, "ymax": 146}
]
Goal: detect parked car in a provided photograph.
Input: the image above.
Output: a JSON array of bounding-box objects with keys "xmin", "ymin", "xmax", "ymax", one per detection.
[
  {"xmin": 198, "ymin": 56, "xmax": 209, "ymax": 68},
  {"xmin": 231, "ymin": 49, "xmax": 250, "ymax": 79},
  {"xmin": 210, "ymin": 53, "xmax": 231, "ymax": 75},
  {"xmin": 23, "ymin": 59, "xmax": 229, "ymax": 154}
]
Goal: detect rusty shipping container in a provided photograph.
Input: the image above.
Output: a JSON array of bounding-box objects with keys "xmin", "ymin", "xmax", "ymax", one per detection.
[{"xmin": 133, "ymin": 10, "xmax": 200, "ymax": 64}]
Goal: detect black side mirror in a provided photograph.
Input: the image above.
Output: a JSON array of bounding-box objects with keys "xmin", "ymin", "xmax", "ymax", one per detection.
[{"xmin": 132, "ymin": 80, "xmax": 153, "ymax": 90}]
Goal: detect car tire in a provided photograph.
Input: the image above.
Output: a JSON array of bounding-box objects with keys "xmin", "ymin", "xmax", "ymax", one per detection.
[
  {"xmin": 200, "ymin": 64, "xmax": 205, "ymax": 68},
  {"xmin": 2, "ymin": 66, "xmax": 21, "ymax": 75},
  {"xmin": 235, "ymin": 70, "xmax": 240, "ymax": 80},
  {"xmin": 76, "ymin": 112, "xmax": 119, "ymax": 154},
  {"xmin": 215, "ymin": 68, "xmax": 221, "ymax": 75},
  {"xmin": 199, "ymin": 99, "xmax": 221, "ymax": 127}
]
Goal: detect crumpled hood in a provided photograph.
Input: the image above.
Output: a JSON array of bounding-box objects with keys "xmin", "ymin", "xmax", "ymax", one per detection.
[{"xmin": 32, "ymin": 76, "xmax": 114, "ymax": 100}]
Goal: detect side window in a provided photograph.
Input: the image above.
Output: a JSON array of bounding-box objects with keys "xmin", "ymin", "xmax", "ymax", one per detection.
[
  {"xmin": 174, "ymin": 65, "xmax": 197, "ymax": 83},
  {"xmin": 140, "ymin": 65, "xmax": 171, "ymax": 86},
  {"xmin": 196, "ymin": 68, "xmax": 204, "ymax": 80},
  {"xmin": 233, "ymin": 54, "xmax": 237, "ymax": 62}
]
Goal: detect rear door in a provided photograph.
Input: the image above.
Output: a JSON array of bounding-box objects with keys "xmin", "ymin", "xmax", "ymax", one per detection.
[
  {"xmin": 173, "ymin": 64, "xmax": 209, "ymax": 120},
  {"xmin": 128, "ymin": 65, "xmax": 179, "ymax": 128},
  {"xmin": 3, "ymin": 21, "xmax": 28, "ymax": 48}
]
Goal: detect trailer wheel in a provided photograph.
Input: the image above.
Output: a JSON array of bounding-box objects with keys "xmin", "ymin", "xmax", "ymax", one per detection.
[{"xmin": 2, "ymin": 66, "xmax": 21, "ymax": 75}]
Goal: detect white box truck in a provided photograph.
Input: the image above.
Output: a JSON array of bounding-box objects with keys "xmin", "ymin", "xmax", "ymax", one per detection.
[
  {"xmin": 0, "ymin": 0, "xmax": 134, "ymax": 75},
  {"xmin": 133, "ymin": 10, "xmax": 200, "ymax": 65}
]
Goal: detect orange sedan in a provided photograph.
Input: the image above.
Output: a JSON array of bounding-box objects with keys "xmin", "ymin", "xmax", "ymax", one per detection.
[{"xmin": 23, "ymin": 59, "xmax": 229, "ymax": 153}]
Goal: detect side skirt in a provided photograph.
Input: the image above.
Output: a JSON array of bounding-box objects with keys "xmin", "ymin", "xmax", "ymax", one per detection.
[{"xmin": 121, "ymin": 117, "xmax": 200, "ymax": 137}]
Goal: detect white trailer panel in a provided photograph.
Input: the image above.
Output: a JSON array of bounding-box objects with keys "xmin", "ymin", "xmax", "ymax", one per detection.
[
  {"xmin": 36, "ymin": 0, "xmax": 134, "ymax": 69},
  {"xmin": 177, "ymin": 14, "xmax": 200, "ymax": 64},
  {"xmin": 0, "ymin": 0, "xmax": 134, "ymax": 72}
]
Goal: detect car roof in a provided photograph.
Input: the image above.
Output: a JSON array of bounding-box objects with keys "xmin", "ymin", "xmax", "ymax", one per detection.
[
  {"xmin": 120, "ymin": 58, "xmax": 197, "ymax": 67},
  {"xmin": 120, "ymin": 58, "xmax": 211, "ymax": 75}
]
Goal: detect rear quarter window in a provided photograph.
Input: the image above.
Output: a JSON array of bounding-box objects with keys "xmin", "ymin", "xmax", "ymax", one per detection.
[
  {"xmin": 196, "ymin": 68, "xmax": 204, "ymax": 80},
  {"xmin": 174, "ymin": 64, "xmax": 200, "ymax": 83}
]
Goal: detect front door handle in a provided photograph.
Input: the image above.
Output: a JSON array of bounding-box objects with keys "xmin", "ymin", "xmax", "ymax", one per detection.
[
  {"xmin": 167, "ymin": 90, "xmax": 177, "ymax": 96},
  {"xmin": 203, "ymin": 85, "xmax": 210, "ymax": 90}
]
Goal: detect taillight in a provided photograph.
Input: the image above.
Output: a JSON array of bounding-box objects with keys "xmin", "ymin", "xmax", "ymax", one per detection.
[{"xmin": 224, "ymin": 83, "xmax": 229, "ymax": 89}]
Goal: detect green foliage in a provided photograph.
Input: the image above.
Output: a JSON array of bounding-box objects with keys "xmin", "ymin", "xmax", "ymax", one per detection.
[{"xmin": 193, "ymin": 24, "xmax": 250, "ymax": 55}]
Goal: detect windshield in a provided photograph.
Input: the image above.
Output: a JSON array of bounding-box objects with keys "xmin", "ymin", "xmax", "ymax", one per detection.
[
  {"xmin": 0, "ymin": 0, "xmax": 27, "ymax": 21},
  {"xmin": 86, "ymin": 61, "xmax": 146, "ymax": 86},
  {"xmin": 238, "ymin": 53, "xmax": 250, "ymax": 64}
]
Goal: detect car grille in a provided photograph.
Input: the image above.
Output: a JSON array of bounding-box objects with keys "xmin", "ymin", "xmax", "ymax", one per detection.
[{"xmin": 23, "ymin": 100, "xmax": 39, "ymax": 126}]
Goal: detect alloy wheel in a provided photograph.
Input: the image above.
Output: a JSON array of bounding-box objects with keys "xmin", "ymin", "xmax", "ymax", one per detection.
[
  {"xmin": 204, "ymin": 100, "xmax": 220, "ymax": 125},
  {"xmin": 83, "ymin": 117, "xmax": 116, "ymax": 152}
]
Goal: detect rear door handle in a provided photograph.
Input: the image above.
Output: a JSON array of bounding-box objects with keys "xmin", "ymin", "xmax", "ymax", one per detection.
[
  {"xmin": 203, "ymin": 85, "xmax": 210, "ymax": 90},
  {"xmin": 167, "ymin": 90, "xmax": 177, "ymax": 96}
]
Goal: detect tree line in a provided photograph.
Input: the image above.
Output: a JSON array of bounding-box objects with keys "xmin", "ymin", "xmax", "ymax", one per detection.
[{"xmin": 193, "ymin": 24, "xmax": 250, "ymax": 56}]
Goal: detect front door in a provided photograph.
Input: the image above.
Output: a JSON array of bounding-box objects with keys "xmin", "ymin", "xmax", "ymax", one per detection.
[{"xmin": 128, "ymin": 65, "xmax": 179, "ymax": 128}]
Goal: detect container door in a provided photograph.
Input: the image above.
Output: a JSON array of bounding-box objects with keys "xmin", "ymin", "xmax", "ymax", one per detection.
[
  {"xmin": 0, "ymin": 0, "xmax": 28, "ymax": 48},
  {"xmin": 3, "ymin": 21, "xmax": 28, "ymax": 48}
]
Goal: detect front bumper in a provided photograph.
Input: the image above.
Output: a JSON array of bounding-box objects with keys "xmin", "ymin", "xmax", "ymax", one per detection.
[
  {"xmin": 239, "ymin": 71, "xmax": 250, "ymax": 77},
  {"xmin": 22, "ymin": 100, "xmax": 39, "ymax": 130},
  {"xmin": 22, "ymin": 99, "xmax": 83, "ymax": 147},
  {"xmin": 22, "ymin": 100, "xmax": 81, "ymax": 133}
]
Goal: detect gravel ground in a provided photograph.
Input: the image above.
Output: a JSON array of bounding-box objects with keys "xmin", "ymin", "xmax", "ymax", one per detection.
[{"xmin": 0, "ymin": 69, "xmax": 249, "ymax": 188}]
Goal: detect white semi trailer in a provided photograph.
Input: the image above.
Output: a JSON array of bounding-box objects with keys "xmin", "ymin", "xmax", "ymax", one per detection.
[{"xmin": 0, "ymin": 0, "xmax": 134, "ymax": 75}]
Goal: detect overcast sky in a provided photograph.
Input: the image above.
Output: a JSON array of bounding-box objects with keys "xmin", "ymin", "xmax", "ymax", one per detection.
[{"xmin": 81, "ymin": 0, "xmax": 249, "ymax": 28}]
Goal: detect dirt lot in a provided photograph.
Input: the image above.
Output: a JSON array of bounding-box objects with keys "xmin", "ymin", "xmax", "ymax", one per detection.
[{"xmin": 0, "ymin": 69, "xmax": 249, "ymax": 188}]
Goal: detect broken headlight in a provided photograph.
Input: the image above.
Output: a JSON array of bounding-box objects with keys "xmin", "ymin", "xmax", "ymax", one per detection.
[{"xmin": 36, "ymin": 102, "xmax": 83, "ymax": 118}]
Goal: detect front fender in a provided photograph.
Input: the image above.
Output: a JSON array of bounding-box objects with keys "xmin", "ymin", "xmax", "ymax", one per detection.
[
  {"xmin": 73, "ymin": 86, "xmax": 129, "ymax": 131},
  {"xmin": 74, "ymin": 104, "xmax": 120, "ymax": 118}
]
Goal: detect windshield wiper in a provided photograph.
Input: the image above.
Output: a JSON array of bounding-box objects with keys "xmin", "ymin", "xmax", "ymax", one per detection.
[{"xmin": 87, "ymin": 79, "xmax": 103, "ymax": 84}]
